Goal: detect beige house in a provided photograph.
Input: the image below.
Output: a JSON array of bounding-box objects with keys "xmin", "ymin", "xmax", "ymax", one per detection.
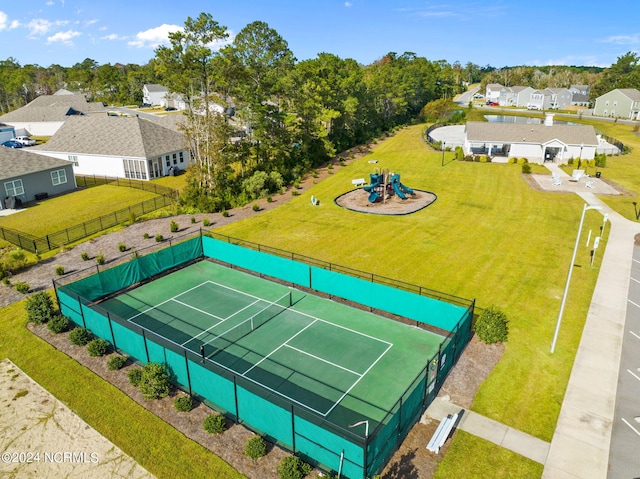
[{"xmin": 593, "ymin": 88, "xmax": 640, "ymax": 119}]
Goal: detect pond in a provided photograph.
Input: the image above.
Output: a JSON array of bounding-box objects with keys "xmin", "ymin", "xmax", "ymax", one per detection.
[{"xmin": 484, "ymin": 115, "xmax": 578, "ymax": 125}]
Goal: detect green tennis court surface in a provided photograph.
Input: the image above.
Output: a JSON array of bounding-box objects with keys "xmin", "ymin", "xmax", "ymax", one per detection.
[{"xmin": 101, "ymin": 260, "xmax": 443, "ymax": 426}]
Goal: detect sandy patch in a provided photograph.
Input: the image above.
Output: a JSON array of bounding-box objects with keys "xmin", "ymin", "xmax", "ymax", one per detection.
[
  {"xmin": 0, "ymin": 358, "xmax": 154, "ymax": 479},
  {"xmin": 335, "ymin": 188, "xmax": 437, "ymax": 215}
]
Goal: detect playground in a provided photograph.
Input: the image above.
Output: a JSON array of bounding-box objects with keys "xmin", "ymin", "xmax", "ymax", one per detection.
[{"xmin": 335, "ymin": 169, "xmax": 437, "ymax": 215}]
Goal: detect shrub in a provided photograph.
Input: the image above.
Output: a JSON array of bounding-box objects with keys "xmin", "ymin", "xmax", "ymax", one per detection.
[
  {"xmin": 252, "ymin": 204, "xmax": 260, "ymax": 212},
  {"xmin": 203, "ymin": 413, "xmax": 226, "ymax": 434},
  {"xmin": 191, "ymin": 216, "xmax": 196, "ymax": 224},
  {"xmin": 118, "ymin": 242, "xmax": 127, "ymax": 252},
  {"xmin": 47, "ymin": 315, "xmax": 69, "ymax": 334},
  {"xmin": 222, "ymin": 211, "xmax": 230, "ymax": 218},
  {"xmin": 96, "ymin": 253, "xmax": 106, "ymax": 265},
  {"xmin": 128, "ymin": 211, "xmax": 137, "ymax": 224},
  {"xmin": 5, "ymin": 249, "xmax": 27, "ymax": 272},
  {"xmin": 267, "ymin": 195, "xmax": 273, "ymax": 203},
  {"xmin": 474, "ymin": 305, "xmax": 509, "ymax": 344},
  {"xmin": 479, "ymin": 155, "xmax": 489, "ymax": 163},
  {"xmin": 278, "ymin": 455, "xmax": 312, "ymax": 479},
  {"xmin": 170, "ymin": 220, "xmax": 179, "ymax": 232},
  {"xmin": 139, "ymin": 362, "xmax": 170, "ymax": 400},
  {"xmin": 81, "ymin": 251, "xmax": 89, "ymax": 261},
  {"xmin": 291, "ymin": 191, "xmax": 299, "ymax": 196},
  {"xmin": 339, "ymin": 159, "xmax": 346, "ymax": 166},
  {"xmin": 595, "ymin": 153, "xmax": 607, "ymax": 168},
  {"xmin": 517, "ymin": 157, "xmax": 528, "ymax": 165},
  {"xmin": 15, "ymin": 282, "xmax": 30, "ymax": 294},
  {"xmin": 2, "ymin": 277, "xmax": 10, "ymax": 286},
  {"xmin": 155, "ymin": 234, "xmax": 164, "ymax": 243},
  {"xmin": 143, "ymin": 232, "xmax": 150, "ymax": 239},
  {"xmin": 567, "ymin": 158, "xmax": 574, "ymax": 165},
  {"xmin": 127, "ymin": 368, "xmax": 143, "ymax": 387},
  {"xmin": 107, "ymin": 355, "xmax": 127, "ymax": 370},
  {"xmin": 174, "ymin": 395, "xmax": 193, "ymax": 412},
  {"xmin": 69, "ymin": 327, "xmax": 91, "ymax": 346},
  {"xmin": 245, "ymin": 435, "xmax": 267, "ymax": 460},
  {"xmin": 25, "ymin": 291, "xmax": 56, "ymax": 324},
  {"xmin": 521, "ymin": 163, "xmax": 532, "ymax": 174},
  {"xmin": 87, "ymin": 338, "xmax": 109, "ymax": 357},
  {"xmin": 508, "ymin": 157, "xmax": 517, "ymax": 164},
  {"xmin": 203, "ymin": 218, "xmax": 211, "ymax": 226}
]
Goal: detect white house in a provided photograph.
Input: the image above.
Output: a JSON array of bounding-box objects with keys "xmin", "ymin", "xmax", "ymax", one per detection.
[
  {"xmin": 485, "ymin": 83, "xmax": 503, "ymax": 102},
  {"xmin": 30, "ymin": 115, "xmax": 190, "ymax": 180},
  {"xmin": 464, "ymin": 114, "xmax": 598, "ymax": 164},
  {"xmin": 142, "ymin": 84, "xmax": 169, "ymax": 106},
  {"xmin": 499, "ymin": 86, "xmax": 535, "ymax": 107}
]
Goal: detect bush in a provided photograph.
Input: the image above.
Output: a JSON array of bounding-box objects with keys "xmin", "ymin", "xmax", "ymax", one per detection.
[
  {"xmin": 245, "ymin": 435, "xmax": 267, "ymax": 460},
  {"xmin": 128, "ymin": 211, "xmax": 137, "ymax": 224},
  {"xmin": 595, "ymin": 153, "xmax": 607, "ymax": 168},
  {"xmin": 278, "ymin": 456, "xmax": 312, "ymax": 479},
  {"xmin": 474, "ymin": 305, "xmax": 509, "ymax": 344},
  {"xmin": 170, "ymin": 220, "xmax": 179, "ymax": 232},
  {"xmin": 191, "ymin": 216, "xmax": 196, "ymax": 224},
  {"xmin": 521, "ymin": 163, "xmax": 532, "ymax": 174},
  {"xmin": 96, "ymin": 253, "xmax": 106, "ymax": 265},
  {"xmin": 508, "ymin": 157, "xmax": 517, "ymax": 164},
  {"xmin": 47, "ymin": 315, "xmax": 69, "ymax": 333},
  {"xmin": 517, "ymin": 157, "xmax": 528, "ymax": 165},
  {"xmin": 222, "ymin": 211, "xmax": 229, "ymax": 218},
  {"xmin": 174, "ymin": 395, "xmax": 193, "ymax": 412},
  {"xmin": 69, "ymin": 327, "xmax": 91, "ymax": 346},
  {"xmin": 87, "ymin": 338, "xmax": 109, "ymax": 357},
  {"xmin": 15, "ymin": 282, "xmax": 29, "ymax": 294},
  {"xmin": 2, "ymin": 277, "xmax": 10, "ymax": 286},
  {"xmin": 267, "ymin": 195, "xmax": 273, "ymax": 203},
  {"xmin": 139, "ymin": 362, "xmax": 170, "ymax": 400},
  {"xmin": 155, "ymin": 234, "xmax": 164, "ymax": 243},
  {"xmin": 118, "ymin": 242, "xmax": 127, "ymax": 252},
  {"xmin": 252, "ymin": 204, "xmax": 260, "ymax": 212},
  {"xmin": 203, "ymin": 218, "xmax": 211, "ymax": 226},
  {"xmin": 107, "ymin": 355, "xmax": 127, "ymax": 370},
  {"xmin": 127, "ymin": 367, "xmax": 143, "ymax": 386},
  {"xmin": 291, "ymin": 191, "xmax": 299, "ymax": 196},
  {"xmin": 143, "ymin": 232, "xmax": 150, "ymax": 239},
  {"xmin": 203, "ymin": 413, "xmax": 226, "ymax": 434},
  {"xmin": 81, "ymin": 251, "xmax": 89, "ymax": 261},
  {"xmin": 25, "ymin": 291, "xmax": 56, "ymax": 324}
]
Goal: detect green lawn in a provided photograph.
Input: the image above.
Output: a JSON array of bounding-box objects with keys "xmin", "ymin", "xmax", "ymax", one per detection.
[
  {"xmin": 0, "ymin": 184, "xmax": 158, "ymax": 237},
  {"xmin": 214, "ymin": 123, "xmax": 629, "ymax": 477},
  {"xmin": 0, "ymin": 298, "xmax": 244, "ymax": 479}
]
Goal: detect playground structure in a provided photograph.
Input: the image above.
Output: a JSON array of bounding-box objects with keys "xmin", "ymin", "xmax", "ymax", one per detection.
[{"xmin": 363, "ymin": 169, "xmax": 415, "ymax": 203}]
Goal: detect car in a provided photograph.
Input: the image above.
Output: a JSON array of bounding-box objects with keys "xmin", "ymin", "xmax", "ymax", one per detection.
[
  {"xmin": 164, "ymin": 106, "xmax": 177, "ymax": 111},
  {"xmin": 2, "ymin": 140, "xmax": 23, "ymax": 148},
  {"xmin": 527, "ymin": 104, "xmax": 541, "ymax": 110},
  {"xmin": 12, "ymin": 135, "xmax": 36, "ymax": 146},
  {"xmin": 473, "ymin": 93, "xmax": 484, "ymax": 99},
  {"xmin": 486, "ymin": 101, "xmax": 499, "ymax": 106},
  {"xmin": 138, "ymin": 103, "xmax": 152, "ymax": 108}
]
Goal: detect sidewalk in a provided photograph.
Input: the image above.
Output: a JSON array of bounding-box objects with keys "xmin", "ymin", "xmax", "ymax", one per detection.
[{"xmin": 424, "ymin": 397, "xmax": 550, "ymax": 464}]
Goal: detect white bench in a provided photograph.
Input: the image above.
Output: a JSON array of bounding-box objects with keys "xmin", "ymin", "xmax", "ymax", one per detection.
[
  {"xmin": 426, "ymin": 412, "xmax": 458, "ymax": 453},
  {"xmin": 351, "ymin": 178, "xmax": 366, "ymax": 187}
]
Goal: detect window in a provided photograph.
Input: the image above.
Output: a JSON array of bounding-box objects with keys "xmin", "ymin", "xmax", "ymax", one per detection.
[
  {"xmin": 51, "ymin": 169, "xmax": 67, "ymax": 186},
  {"xmin": 123, "ymin": 159, "xmax": 147, "ymax": 180},
  {"xmin": 165, "ymin": 155, "xmax": 170, "ymax": 167},
  {"xmin": 613, "ymin": 101, "xmax": 617, "ymax": 107},
  {"xmin": 173, "ymin": 153, "xmax": 177, "ymax": 165},
  {"xmin": 68, "ymin": 155, "xmax": 79, "ymax": 166},
  {"xmin": 5, "ymin": 179, "xmax": 24, "ymax": 197},
  {"xmin": 179, "ymin": 151, "xmax": 184, "ymax": 163}
]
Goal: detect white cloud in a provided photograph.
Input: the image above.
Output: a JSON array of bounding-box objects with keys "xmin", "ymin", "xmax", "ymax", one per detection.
[
  {"xmin": 0, "ymin": 11, "xmax": 7, "ymax": 30},
  {"xmin": 26, "ymin": 18, "xmax": 68, "ymax": 37},
  {"xmin": 128, "ymin": 24, "xmax": 182, "ymax": 49},
  {"xmin": 102, "ymin": 33, "xmax": 126, "ymax": 41},
  {"xmin": 604, "ymin": 34, "xmax": 640, "ymax": 45},
  {"xmin": 9, "ymin": 20, "xmax": 20, "ymax": 30},
  {"xmin": 345, "ymin": 2, "xmax": 353, "ymax": 6},
  {"xmin": 46, "ymin": 30, "xmax": 81, "ymax": 45}
]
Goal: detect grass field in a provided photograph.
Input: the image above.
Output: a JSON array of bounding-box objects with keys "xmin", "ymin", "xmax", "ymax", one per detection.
[{"xmin": 213, "ymin": 122, "xmax": 635, "ymax": 477}]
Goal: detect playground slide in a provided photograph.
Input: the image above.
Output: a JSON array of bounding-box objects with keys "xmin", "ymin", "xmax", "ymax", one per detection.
[
  {"xmin": 391, "ymin": 174, "xmax": 414, "ymax": 199},
  {"xmin": 363, "ymin": 173, "xmax": 381, "ymax": 193},
  {"xmin": 392, "ymin": 182, "xmax": 407, "ymax": 199},
  {"xmin": 368, "ymin": 190, "xmax": 379, "ymax": 203}
]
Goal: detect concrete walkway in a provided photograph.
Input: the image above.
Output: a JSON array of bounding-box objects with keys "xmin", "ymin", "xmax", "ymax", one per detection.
[{"xmin": 425, "ymin": 397, "xmax": 550, "ymax": 464}]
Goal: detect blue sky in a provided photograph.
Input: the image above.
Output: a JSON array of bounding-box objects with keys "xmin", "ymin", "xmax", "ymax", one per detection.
[{"xmin": 0, "ymin": 0, "xmax": 637, "ymax": 69}]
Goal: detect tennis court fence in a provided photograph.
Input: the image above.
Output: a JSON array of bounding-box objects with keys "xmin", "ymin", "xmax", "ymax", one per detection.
[{"xmin": 54, "ymin": 231, "xmax": 474, "ymax": 478}]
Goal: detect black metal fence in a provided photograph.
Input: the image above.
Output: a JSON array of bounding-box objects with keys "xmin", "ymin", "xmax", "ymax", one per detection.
[{"xmin": 0, "ymin": 176, "xmax": 178, "ymax": 254}]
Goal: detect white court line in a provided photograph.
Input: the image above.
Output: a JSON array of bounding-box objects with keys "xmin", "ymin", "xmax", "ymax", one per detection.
[
  {"xmin": 622, "ymin": 418, "xmax": 640, "ymax": 437},
  {"xmin": 627, "ymin": 369, "xmax": 640, "ymax": 382},
  {"xmin": 631, "ymin": 330, "xmax": 640, "ymax": 340},
  {"xmin": 631, "ymin": 277, "xmax": 640, "ymax": 284},
  {"xmin": 172, "ymin": 299, "xmax": 224, "ymax": 321},
  {"xmin": 126, "ymin": 281, "xmax": 213, "ymax": 321},
  {"xmin": 285, "ymin": 344, "xmax": 363, "ymax": 376},
  {"xmin": 628, "ymin": 299, "xmax": 640, "ymax": 309}
]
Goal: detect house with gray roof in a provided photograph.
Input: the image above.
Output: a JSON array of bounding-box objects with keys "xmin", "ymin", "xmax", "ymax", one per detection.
[
  {"xmin": 499, "ymin": 86, "xmax": 535, "ymax": 107},
  {"xmin": 0, "ymin": 148, "xmax": 76, "ymax": 208},
  {"xmin": 30, "ymin": 115, "xmax": 190, "ymax": 180},
  {"xmin": 0, "ymin": 91, "xmax": 105, "ymax": 137},
  {"xmin": 464, "ymin": 114, "xmax": 598, "ymax": 164},
  {"xmin": 143, "ymin": 84, "xmax": 169, "ymax": 106},
  {"xmin": 569, "ymin": 85, "xmax": 590, "ymax": 106},
  {"xmin": 593, "ymin": 88, "xmax": 640, "ymax": 120}
]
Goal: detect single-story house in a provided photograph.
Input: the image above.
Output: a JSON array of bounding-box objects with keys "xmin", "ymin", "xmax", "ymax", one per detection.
[
  {"xmin": 464, "ymin": 114, "xmax": 598, "ymax": 164},
  {"xmin": 29, "ymin": 115, "xmax": 191, "ymax": 180},
  {"xmin": 0, "ymin": 148, "xmax": 76, "ymax": 207},
  {"xmin": 143, "ymin": 84, "xmax": 169, "ymax": 106},
  {"xmin": 0, "ymin": 91, "xmax": 105, "ymax": 137},
  {"xmin": 593, "ymin": 88, "xmax": 640, "ymax": 120}
]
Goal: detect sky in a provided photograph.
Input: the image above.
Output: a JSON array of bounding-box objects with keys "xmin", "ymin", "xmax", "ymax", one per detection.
[{"xmin": 0, "ymin": 0, "xmax": 638, "ymax": 69}]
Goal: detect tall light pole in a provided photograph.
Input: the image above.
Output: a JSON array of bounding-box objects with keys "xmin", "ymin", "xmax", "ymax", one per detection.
[
  {"xmin": 550, "ymin": 203, "xmax": 602, "ymax": 353},
  {"xmin": 441, "ymin": 140, "xmax": 446, "ymax": 167}
]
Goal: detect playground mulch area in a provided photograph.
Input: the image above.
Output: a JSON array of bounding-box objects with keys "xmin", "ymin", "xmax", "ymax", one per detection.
[{"xmin": 335, "ymin": 189, "xmax": 437, "ymax": 215}]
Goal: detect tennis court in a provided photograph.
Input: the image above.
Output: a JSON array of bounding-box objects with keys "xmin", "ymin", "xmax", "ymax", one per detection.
[{"xmin": 101, "ymin": 260, "xmax": 442, "ymax": 426}]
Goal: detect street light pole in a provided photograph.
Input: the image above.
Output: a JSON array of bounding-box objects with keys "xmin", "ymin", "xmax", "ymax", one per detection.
[
  {"xmin": 550, "ymin": 203, "xmax": 602, "ymax": 353},
  {"xmin": 441, "ymin": 140, "xmax": 446, "ymax": 167}
]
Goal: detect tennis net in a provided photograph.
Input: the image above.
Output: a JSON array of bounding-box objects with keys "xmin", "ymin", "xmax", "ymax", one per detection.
[{"xmin": 201, "ymin": 290, "xmax": 292, "ymax": 358}]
